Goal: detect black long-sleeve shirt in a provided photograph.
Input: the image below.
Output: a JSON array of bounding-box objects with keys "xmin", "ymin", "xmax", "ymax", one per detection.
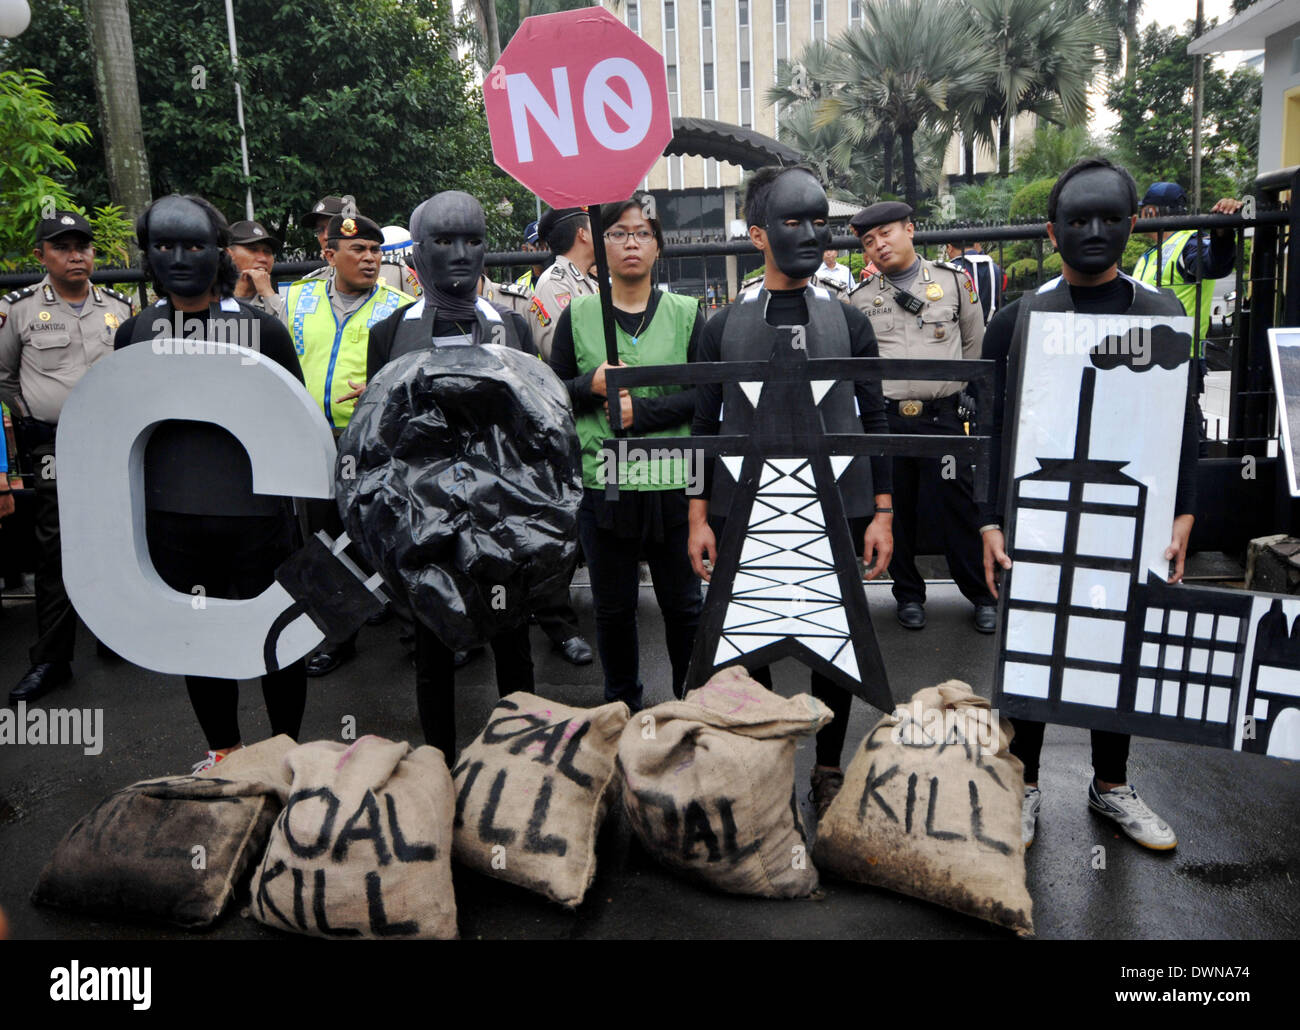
[
  {"xmin": 115, "ymin": 301, "xmax": 303, "ymax": 516},
  {"xmin": 366, "ymin": 303, "xmax": 536, "ymax": 380},
  {"xmin": 978, "ymin": 277, "xmax": 1199, "ymax": 527},
  {"xmin": 691, "ymin": 287, "xmax": 893, "ymax": 498}
]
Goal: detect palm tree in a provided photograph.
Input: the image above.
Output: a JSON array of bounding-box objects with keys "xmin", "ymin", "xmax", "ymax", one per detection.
[
  {"xmin": 965, "ymin": 0, "xmax": 1111, "ymax": 177},
  {"xmin": 813, "ymin": 0, "xmax": 990, "ymax": 209}
]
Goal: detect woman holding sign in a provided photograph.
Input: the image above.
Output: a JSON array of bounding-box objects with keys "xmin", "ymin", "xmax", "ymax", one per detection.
[{"xmin": 548, "ymin": 194, "xmax": 704, "ymax": 711}]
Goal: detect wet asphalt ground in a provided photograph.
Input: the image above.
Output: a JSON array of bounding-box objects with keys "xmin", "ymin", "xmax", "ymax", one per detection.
[{"xmin": 1, "ymin": 577, "xmax": 1297, "ymax": 941}]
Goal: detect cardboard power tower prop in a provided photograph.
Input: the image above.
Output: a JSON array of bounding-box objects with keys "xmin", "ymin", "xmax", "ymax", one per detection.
[{"xmin": 992, "ymin": 311, "xmax": 1300, "ymax": 760}]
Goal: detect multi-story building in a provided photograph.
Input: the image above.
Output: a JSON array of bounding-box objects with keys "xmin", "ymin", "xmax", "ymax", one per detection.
[{"xmin": 621, "ymin": 1, "xmax": 1025, "ymax": 297}]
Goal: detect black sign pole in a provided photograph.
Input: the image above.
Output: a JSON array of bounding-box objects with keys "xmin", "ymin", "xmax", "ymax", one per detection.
[{"xmin": 589, "ymin": 209, "xmax": 624, "ymax": 438}]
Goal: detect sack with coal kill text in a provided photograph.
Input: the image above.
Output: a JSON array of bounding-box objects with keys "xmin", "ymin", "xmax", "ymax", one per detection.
[
  {"xmin": 32, "ymin": 774, "xmax": 281, "ymax": 929},
  {"xmin": 452, "ymin": 693, "xmax": 629, "ymax": 907},
  {"xmin": 814, "ymin": 680, "xmax": 1034, "ymax": 935},
  {"xmin": 250, "ymin": 736, "xmax": 457, "ymax": 939},
  {"xmin": 617, "ymin": 666, "xmax": 831, "ymax": 898}
]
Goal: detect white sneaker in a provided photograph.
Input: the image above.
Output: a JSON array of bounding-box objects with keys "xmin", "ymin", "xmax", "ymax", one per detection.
[
  {"xmin": 1021, "ymin": 785, "xmax": 1042, "ymax": 847},
  {"xmin": 191, "ymin": 751, "xmax": 221, "ymax": 774},
  {"xmin": 1088, "ymin": 780, "xmax": 1177, "ymax": 850}
]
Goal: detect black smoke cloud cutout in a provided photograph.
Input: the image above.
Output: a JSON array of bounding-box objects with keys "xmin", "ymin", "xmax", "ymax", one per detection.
[{"xmin": 1089, "ymin": 324, "xmax": 1191, "ymax": 372}]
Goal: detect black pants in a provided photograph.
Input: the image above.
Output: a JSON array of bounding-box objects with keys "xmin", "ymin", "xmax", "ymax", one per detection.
[
  {"xmin": 577, "ymin": 491, "xmax": 701, "ymax": 708},
  {"xmin": 146, "ymin": 510, "xmax": 306, "ymax": 751},
  {"xmin": 1009, "ymin": 718, "xmax": 1129, "ymax": 785},
  {"xmin": 709, "ymin": 513, "xmax": 866, "ymax": 769},
  {"xmin": 887, "ymin": 404, "xmax": 995, "ymax": 607},
  {"xmin": 29, "ymin": 443, "xmax": 77, "ymax": 666},
  {"xmin": 533, "ymin": 581, "xmax": 582, "ymax": 647},
  {"xmin": 414, "ymin": 619, "xmax": 533, "ymax": 760}
]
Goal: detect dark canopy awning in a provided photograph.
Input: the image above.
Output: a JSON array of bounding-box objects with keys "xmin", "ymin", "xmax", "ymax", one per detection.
[{"xmin": 665, "ymin": 117, "xmax": 803, "ymax": 170}]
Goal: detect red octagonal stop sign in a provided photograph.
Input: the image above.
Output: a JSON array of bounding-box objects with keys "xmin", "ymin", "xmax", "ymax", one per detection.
[{"xmin": 484, "ymin": 6, "xmax": 672, "ymax": 209}]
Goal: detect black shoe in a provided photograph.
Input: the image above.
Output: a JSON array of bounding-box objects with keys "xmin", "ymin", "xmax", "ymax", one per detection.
[
  {"xmin": 554, "ymin": 636, "xmax": 594, "ymax": 665},
  {"xmin": 973, "ymin": 605, "xmax": 998, "ymax": 634},
  {"xmin": 365, "ymin": 605, "xmax": 392, "ymax": 626},
  {"xmin": 10, "ymin": 661, "xmax": 72, "ymax": 705},
  {"xmin": 453, "ymin": 647, "xmax": 485, "ymax": 669},
  {"xmin": 305, "ymin": 643, "xmax": 356, "ymax": 678},
  {"xmin": 896, "ymin": 602, "xmax": 926, "ymax": 630}
]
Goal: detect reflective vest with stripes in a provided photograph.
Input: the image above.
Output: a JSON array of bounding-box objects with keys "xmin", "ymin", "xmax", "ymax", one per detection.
[{"xmin": 1133, "ymin": 231, "xmax": 1212, "ymax": 353}]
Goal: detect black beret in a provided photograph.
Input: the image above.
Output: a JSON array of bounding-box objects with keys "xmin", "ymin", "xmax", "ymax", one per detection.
[
  {"xmin": 326, "ymin": 213, "xmax": 383, "ymax": 244},
  {"xmin": 850, "ymin": 201, "xmax": 914, "ymax": 233},
  {"xmin": 537, "ymin": 207, "xmax": 588, "ymax": 247}
]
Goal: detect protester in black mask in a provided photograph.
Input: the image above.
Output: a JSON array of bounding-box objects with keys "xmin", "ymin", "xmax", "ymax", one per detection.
[
  {"xmin": 113, "ymin": 195, "xmax": 308, "ymax": 773},
  {"xmin": 689, "ymin": 166, "xmax": 895, "ymax": 819},
  {"xmin": 979, "ymin": 157, "xmax": 1199, "ymax": 852},
  {"xmin": 365, "ymin": 190, "xmax": 539, "ymax": 759}
]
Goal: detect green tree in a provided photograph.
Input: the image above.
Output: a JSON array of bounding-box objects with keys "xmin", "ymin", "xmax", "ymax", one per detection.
[
  {"xmin": 1014, "ymin": 124, "xmax": 1114, "ymax": 181},
  {"xmin": 1106, "ymin": 22, "xmax": 1263, "ymax": 205},
  {"xmin": 965, "ymin": 0, "xmax": 1111, "ymax": 177},
  {"xmin": 0, "ymin": 0, "xmax": 531, "ymax": 253},
  {"xmin": 0, "ymin": 69, "xmax": 89, "ymax": 269},
  {"xmin": 801, "ymin": 0, "xmax": 990, "ymax": 209}
]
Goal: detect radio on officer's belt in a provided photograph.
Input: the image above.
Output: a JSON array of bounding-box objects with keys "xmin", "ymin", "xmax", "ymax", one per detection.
[{"xmin": 894, "ymin": 288, "xmax": 925, "ymax": 315}]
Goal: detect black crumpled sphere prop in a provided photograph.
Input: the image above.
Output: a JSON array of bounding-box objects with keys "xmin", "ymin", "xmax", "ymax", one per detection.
[{"xmin": 337, "ymin": 345, "xmax": 581, "ymax": 651}]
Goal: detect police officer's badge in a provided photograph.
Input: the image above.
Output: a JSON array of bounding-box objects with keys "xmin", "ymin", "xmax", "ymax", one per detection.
[
  {"xmin": 341, "ymin": 218, "xmax": 358, "ymax": 237},
  {"xmin": 873, "ymin": 295, "xmax": 883, "ymax": 307},
  {"xmin": 60, "ymin": 215, "xmax": 75, "ymax": 225},
  {"xmin": 105, "ymin": 312, "xmax": 121, "ymax": 329},
  {"xmin": 925, "ymin": 281, "xmax": 944, "ymax": 301},
  {"xmin": 39, "ymin": 310, "xmax": 52, "ymax": 321}
]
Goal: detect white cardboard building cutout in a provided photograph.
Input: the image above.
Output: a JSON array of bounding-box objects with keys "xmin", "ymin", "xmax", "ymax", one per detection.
[
  {"xmin": 58, "ymin": 340, "xmax": 337, "ymax": 678},
  {"xmin": 1266, "ymin": 327, "xmax": 1300, "ymax": 497}
]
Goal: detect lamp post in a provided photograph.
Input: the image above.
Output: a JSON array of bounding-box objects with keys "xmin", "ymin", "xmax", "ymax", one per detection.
[{"xmin": 223, "ymin": 0, "xmax": 255, "ymax": 221}]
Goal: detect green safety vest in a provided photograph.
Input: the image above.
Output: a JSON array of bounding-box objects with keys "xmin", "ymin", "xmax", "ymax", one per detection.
[
  {"xmin": 287, "ymin": 277, "xmax": 413, "ymax": 428},
  {"xmin": 571, "ymin": 291, "xmax": 697, "ymax": 490},
  {"xmin": 1133, "ymin": 230, "xmax": 1213, "ymax": 353}
]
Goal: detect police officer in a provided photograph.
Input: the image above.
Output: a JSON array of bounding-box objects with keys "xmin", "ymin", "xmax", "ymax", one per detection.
[
  {"xmin": 227, "ymin": 219, "xmax": 283, "ymax": 318},
  {"xmin": 1133, "ymin": 181, "xmax": 1241, "ymax": 378},
  {"xmin": 529, "ymin": 207, "xmax": 597, "ymax": 362},
  {"xmin": 478, "ymin": 271, "xmax": 533, "ymax": 319},
  {"xmin": 849, "ymin": 201, "xmax": 996, "ymax": 633},
  {"xmin": 301, "ymin": 195, "xmax": 345, "ymax": 281},
  {"xmin": 284, "ymin": 210, "xmax": 414, "ymax": 676},
  {"xmin": 944, "ymin": 240, "xmax": 1004, "ymax": 324},
  {"xmin": 514, "ymin": 220, "xmax": 545, "ymax": 291},
  {"xmin": 0, "ymin": 211, "xmax": 132, "ymax": 703}
]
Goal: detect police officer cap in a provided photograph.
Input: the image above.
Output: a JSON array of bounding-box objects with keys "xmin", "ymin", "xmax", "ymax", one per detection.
[
  {"xmin": 524, "ymin": 220, "xmax": 540, "ymax": 245},
  {"xmin": 326, "ymin": 212, "xmax": 384, "ymax": 244},
  {"xmin": 1140, "ymin": 182, "xmax": 1187, "ymax": 211},
  {"xmin": 850, "ymin": 201, "xmax": 913, "ymax": 234},
  {"xmin": 537, "ymin": 207, "xmax": 587, "ymax": 247},
  {"xmin": 228, "ymin": 219, "xmax": 282, "ymax": 251},
  {"xmin": 36, "ymin": 210, "xmax": 93, "ymax": 244},
  {"xmin": 305, "ymin": 195, "xmax": 345, "ymax": 226}
]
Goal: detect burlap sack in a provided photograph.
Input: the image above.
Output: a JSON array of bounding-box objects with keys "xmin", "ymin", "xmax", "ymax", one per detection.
[
  {"xmin": 250, "ymin": 736, "xmax": 457, "ymax": 939},
  {"xmin": 617, "ymin": 666, "xmax": 831, "ymax": 898},
  {"xmin": 452, "ymin": 693, "xmax": 628, "ymax": 907},
  {"xmin": 33, "ymin": 774, "xmax": 280, "ymax": 929},
  {"xmin": 814, "ymin": 680, "xmax": 1034, "ymax": 935},
  {"xmin": 196, "ymin": 735, "xmax": 296, "ymax": 798}
]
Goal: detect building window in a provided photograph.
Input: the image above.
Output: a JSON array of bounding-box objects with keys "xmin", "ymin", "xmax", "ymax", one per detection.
[
  {"xmin": 775, "ymin": 0, "xmax": 788, "ymax": 62},
  {"xmin": 703, "ymin": 63, "xmax": 714, "ymax": 92},
  {"xmin": 739, "ymin": 61, "xmax": 750, "ymax": 89},
  {"xmin": 665, "ymin": 1, "xmax": 675, "ymax": 30},
  {"xmin": 851, "ymin": 0, "xmax": 862, "ymax": 24},
  {"xmin": 667, "ymin": 64, "xmax": 679, "ymax": 116},
  {"xmin": 813, "ymin": 0, "xmax": 824, "ymax": 40},
  {"xmin": 701, "ymin": 0, "xmax": 712, "ymax": 29},
  {"xmin": 739, "ymin": 0, "xmax": 749, "ymax": 27},
  {"xmin": 627, "ymin": 0, "xmax": 639, "ymax": 32}
]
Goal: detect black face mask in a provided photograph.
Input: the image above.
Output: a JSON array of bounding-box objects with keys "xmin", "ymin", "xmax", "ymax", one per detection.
[
  {"xmin": 763, "ymin": 172, "xmax": 831, "ymax": 280},
  {"xmin": 1051, "ymin": 169, "xmax": 1134, "ymax": 277},
  {"xmin": 147, "ymin": 197, "xmax": 222, "ymax": 298},
  {"xmin": 410, "ymin": 191, "xmax": 487, "ymax": 298}
]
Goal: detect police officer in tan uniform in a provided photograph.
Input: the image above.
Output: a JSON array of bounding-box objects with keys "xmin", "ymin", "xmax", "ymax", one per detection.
[
  {"xmin": 528, "ymin": 207, "xmax": 597, "ymax": 363},
  {"xmin": 478, "ymin": 272, "xmax": 533, "ymax": 319},
  {"xmin": 848, "ymin": 201, "xmax": 996, "ymax": 633},
  {"xmin": 227, "ymin": 219, "xmax": 284, "ymax": 318},
  {"xmin": 0, "ymin": 211, "xmax": 133, "ymax": 703}
]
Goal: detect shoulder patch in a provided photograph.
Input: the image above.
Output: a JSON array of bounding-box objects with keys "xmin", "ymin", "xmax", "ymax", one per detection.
[
  {"xmin": 103, "ymin": 287, "xmax": 132, "ymax": 306},
  {"xmin": 499, "ymin": 281, "xmax": 531, "ymax": 299},
  {"xmin": 934, "ymin": 260, "xmax": 964, "ymax": 273},
  {"xmin": 2, "ymin": 285, "xmax": 39, "ymax": 305},
  {"xmin": 549, "ymin": 264, "xmax": 566, "ymax": 281}
]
